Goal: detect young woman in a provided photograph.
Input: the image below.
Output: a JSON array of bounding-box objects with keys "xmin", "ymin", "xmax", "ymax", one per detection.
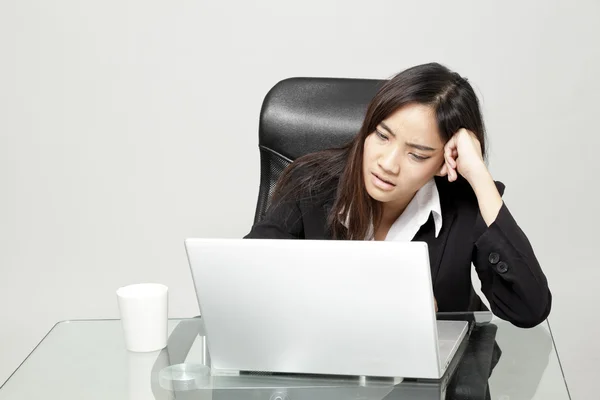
[{"xmin": 245, "ymin": 62, "xmax": 551, "ymax": 328}]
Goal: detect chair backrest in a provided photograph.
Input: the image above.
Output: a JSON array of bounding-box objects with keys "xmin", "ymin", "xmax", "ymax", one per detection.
[{"xmin": 254, "ymin": 77, "xmax": 385, "ymax": 223}]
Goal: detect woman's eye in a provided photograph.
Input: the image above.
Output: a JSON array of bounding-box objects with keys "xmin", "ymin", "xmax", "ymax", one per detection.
[
  {"xmin": 375, "ymin": 130, "xmax": 388, "ymax": 140},
  {"xmin": 410, "ymin": 153, "xmax": 429, "ymax": 161}
]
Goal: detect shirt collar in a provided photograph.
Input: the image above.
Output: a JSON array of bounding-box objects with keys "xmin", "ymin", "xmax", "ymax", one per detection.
[
  {"xmin": 341, "ymin": 179, "xmax": 443, "ymax": 239},
  {"xmin": 415, "ymin": 179, "xmax": 443, "ymax": 238}
]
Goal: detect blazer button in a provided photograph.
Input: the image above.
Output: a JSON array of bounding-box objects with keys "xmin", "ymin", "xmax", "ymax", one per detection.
[
  {"xmin": 496, "ymin": 261, "xmax": 509, "ymax": 274},
  {"xmin": 488, "ymin": 252, "xmax": 500, "ymax": 265}
]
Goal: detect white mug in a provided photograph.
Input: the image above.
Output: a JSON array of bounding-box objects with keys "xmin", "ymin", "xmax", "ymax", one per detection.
[{"xmin": 117, "ymin": 283, "xmax": 168, "ymax": 352}]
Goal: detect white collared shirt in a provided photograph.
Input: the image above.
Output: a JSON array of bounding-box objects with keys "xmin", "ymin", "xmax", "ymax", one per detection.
[
  {"xmin": 343, "ymin": 179, "xmax": 443, "ymax": 241},
  {"xmin": 381, "ymin": 179, "xmax": 443, "ymax": 241}
]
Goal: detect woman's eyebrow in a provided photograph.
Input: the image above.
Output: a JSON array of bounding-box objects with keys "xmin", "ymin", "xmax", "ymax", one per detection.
[
  {"xmin": 406, "ymin": 142, "xmax": 437, "ymax": 151},
  {"xmin": 379, "ymin": 121, "xmax": 396, "ymax": 137},
  {"xmin": 379, "ymin": 121, "xmax": 437, "ymax": 151}
]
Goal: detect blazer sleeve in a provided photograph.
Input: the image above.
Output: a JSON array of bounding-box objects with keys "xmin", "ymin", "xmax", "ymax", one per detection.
[
  {"xmin": 472, "ymin": 182, "xmax": 552, "ymax": 328},
  {"xmin": 244, "ymin": 198, "xmax": 305, "ymax": 239}
]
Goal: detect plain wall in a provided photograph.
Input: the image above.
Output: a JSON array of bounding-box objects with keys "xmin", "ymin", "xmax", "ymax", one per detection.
[{"xmin": 1, "ymin": 1, "xmax": 598, "ymax": 398}]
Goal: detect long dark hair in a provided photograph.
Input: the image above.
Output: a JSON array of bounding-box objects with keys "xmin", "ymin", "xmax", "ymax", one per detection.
[{"xmin": 272, "ymin": 62, "xmax": 487, "ymax": 240}]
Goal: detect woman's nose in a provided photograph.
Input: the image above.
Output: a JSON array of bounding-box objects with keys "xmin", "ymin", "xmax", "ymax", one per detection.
[{"xmin": 378, "ymin": 149, "xmax": 400, "ymax": 175}]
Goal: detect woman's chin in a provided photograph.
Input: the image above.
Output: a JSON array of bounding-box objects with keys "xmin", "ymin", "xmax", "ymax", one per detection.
[{"xmin": 365, "ymin": 186, "xmax": 393, "ymax": 203}]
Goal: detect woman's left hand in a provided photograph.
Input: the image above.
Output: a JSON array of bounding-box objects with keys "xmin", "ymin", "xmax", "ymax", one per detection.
[{"xmin": 440, "ymin": 128, "xmax": 488, "ymax": 184}]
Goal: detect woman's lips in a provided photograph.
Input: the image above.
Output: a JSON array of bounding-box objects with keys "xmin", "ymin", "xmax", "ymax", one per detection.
[{"xmin": 371, "ymin": 172, "xmax": 396, "ymax": 191}]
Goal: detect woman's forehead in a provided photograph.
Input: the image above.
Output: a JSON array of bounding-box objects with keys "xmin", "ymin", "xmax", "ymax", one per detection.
[{"xmin": 380, "ymin": 104, "xmax": 443, "ymax": 147}]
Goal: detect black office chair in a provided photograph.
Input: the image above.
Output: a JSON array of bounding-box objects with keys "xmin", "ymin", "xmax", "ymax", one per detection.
[{"xmin": 253, "ymin": 77, "xmax": 386, "ymax": 224}]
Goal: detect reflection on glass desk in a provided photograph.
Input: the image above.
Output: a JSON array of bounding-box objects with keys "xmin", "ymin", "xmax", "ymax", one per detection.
[{"xmin": 0, "ymin": 314, "xmax": 570, "ymax": 400}]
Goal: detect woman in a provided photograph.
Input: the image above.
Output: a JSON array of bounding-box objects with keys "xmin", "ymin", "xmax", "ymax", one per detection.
[{"xmin": 245, "ymin": 62, "xmax": 551, "ymax": 328}]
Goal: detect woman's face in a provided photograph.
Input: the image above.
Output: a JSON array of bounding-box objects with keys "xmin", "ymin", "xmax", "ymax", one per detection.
[{"xmin": 362, "ymin": 103, "xmax": 445, "ymax": 208}]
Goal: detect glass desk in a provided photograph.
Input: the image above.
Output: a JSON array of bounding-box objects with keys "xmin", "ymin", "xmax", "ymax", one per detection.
[{"xmin": 0, "ymin": 315, "xmax": 570, "ymax": 400}]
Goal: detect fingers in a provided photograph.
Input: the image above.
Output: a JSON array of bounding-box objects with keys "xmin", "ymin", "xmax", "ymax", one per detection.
[
  {"xmin": 443, "ymin": 156, "xmax": 455, "ymax": 182},
  {"xmin": 439, "ymin": 163, "xmax": 448, "ymax": 176},
  {"xmin": 444, "ymin": 138, "xmax": 458, "ymax": 182},
  {"xmin": 439, "ymin": 162, "xmax": 456, "ymax": 182},
  {"xmin": 442, "ymin": 156, "xmax": 456, "ymax": 182},
  {"xmin": 446, "ymin": 160, "xmax": 457, "ymax": 182},
  {"xmin": 444, "ymin": 150, "xmax": 457, "ymax": 170},
  {"xmin": 444, "ymin": 137, "xmax": 457, "ymax": 168},
  {"xmin": 444, "ymin": 128, "xmax": 482, "ymax": 183}
]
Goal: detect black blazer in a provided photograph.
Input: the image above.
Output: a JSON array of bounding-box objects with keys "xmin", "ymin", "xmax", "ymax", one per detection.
[{"xmin": 245, "ymin": 175, "xmax": 551, "ymax": 328}]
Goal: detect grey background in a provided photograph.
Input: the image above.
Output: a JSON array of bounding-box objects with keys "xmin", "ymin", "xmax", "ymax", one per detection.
[{"xmin": 1, "ymin": 1, "xmax": 598, "ymax": 398}]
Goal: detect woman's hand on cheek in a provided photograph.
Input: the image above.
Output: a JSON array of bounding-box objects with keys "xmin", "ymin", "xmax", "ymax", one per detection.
[{"xmin": 442, "ymin": 128, "xmax": 488, "ymax": 184}]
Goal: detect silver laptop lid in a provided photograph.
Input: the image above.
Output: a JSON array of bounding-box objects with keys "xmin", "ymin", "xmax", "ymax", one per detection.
[{"xmin": 185, "ymin": 238, "xmax": 442, "ymax": 379}]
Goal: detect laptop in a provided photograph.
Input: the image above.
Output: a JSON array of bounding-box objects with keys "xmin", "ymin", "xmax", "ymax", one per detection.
[{"xmin": 184, "ymin": 238, "xmax": 469, "ymax": 380}]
